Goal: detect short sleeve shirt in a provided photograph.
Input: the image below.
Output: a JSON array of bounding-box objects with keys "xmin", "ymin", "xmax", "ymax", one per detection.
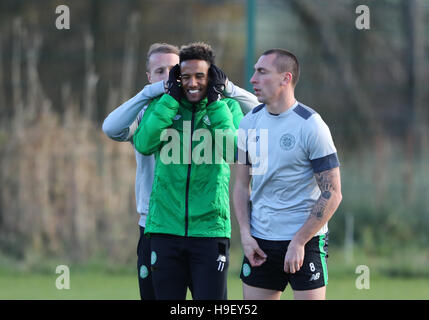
[{"xmin": 237, "ymin": 102, "xmax": 340, "ymax": 240}]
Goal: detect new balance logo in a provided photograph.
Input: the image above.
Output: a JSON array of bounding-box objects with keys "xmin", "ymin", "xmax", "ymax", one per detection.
[{"xmin": 309, "ymin": 272, "xmax": 320, "ymax": 281}]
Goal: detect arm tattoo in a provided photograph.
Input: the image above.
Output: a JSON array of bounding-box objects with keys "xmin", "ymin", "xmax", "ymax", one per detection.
[{"xmin": 311, "ymin": 170, "xmax": 334, "ymax": 220}]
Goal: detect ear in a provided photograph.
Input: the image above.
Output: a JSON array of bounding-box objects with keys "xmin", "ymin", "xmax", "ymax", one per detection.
[
  {"xmin": 146, "ymin": 72, "xmax": 151, "ymax": 83},
  {"xmin": 282, "ymin": 72, "xmax": 292, "ymax": 86}
]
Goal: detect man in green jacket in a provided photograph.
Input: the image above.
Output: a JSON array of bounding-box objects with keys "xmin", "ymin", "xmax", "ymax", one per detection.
[{"xmin": 133, "ymin": 42, "xmax": 243, "ymax": 300}]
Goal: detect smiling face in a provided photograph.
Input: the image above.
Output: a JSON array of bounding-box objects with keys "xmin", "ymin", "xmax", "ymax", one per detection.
[
  {"xmin": 180, "ymin": 59, "xmax": 210, "ymax": 103},
  {"xmin": 250, "ymin": 53, "xmax": 291, "ymax": 105},
  {"xmin": 146, "ymin": 52, "xmax": 179, "ymax": 84}
]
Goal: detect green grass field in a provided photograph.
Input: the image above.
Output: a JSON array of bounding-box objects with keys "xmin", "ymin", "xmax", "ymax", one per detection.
[
  {"xmin": 1, "ymin": 247, "xmax": 429, "ymax": 300},
  {"xmin": 1, "ymin": 272, "xmax": 429, "ymax": 300}
]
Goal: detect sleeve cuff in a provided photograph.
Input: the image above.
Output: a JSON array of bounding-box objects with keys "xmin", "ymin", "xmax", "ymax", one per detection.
[
  {"xmin": 224, "ymin": 80, "xmax": 234, "ymax": 96},
  {"xmin": 311, "ymin": 153, "xmax": 340, "ymax": 173},
  {"xmin": 141, "ymin": 80, "xmax": 165, "ymax": 99}
]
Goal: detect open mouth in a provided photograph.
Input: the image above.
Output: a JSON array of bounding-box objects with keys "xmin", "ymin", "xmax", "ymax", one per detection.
[{"xmin": 188, "ymin": 89, "xmax": 200, "ymax": 95}]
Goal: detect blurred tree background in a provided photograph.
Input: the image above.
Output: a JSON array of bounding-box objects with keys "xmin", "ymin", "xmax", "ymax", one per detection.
[{"xmin": 0, "ymin": 0, "xmax": 428, "ymax": 274}]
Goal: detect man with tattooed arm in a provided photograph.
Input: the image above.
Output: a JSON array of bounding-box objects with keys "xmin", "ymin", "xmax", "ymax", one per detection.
[{"xmin": 233, "ymin": 49, "xmax": 342, "ymax": 300}]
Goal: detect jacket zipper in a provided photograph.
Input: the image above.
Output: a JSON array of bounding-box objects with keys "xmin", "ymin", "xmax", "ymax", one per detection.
[{"xmin": 185, "ymin": 105, "xmax": 196, "ymax": 236}]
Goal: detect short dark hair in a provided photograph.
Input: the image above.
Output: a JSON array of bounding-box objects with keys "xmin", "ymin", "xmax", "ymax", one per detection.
[
  {"xmin": 146, "ymin": 43, "xmax": 179, "ymax": 70},
  {"xmin": 262, "ymin": 48, "xmax": 300, "ymax": 87},
  {"xmin": 179, "ymin": 42, "xmax": 215, "ymax": 65}
]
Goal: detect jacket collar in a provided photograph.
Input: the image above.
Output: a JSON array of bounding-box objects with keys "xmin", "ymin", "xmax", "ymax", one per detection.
[{"xmin": 180, "ymin": 97, "xmax": 208, "ymax": 111}]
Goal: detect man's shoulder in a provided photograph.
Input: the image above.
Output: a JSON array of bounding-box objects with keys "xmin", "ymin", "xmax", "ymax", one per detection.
[
  {"xmin": 239, "ymin": 103, "xmax": 264, "ymax": 127},
  {"xmin": 251, "ymin": 103, "xmax": 265, "ymax": 115},
  {"xmin": 243, "ymin": 103, "xmax": 265, "ymax": 118},
  {"xmin": 292, "ymin": 103, "xmax": 335, "ymax": 147},
  {"xmin": 292, "ymin": 102, "xmax": 317, "ymax": 121},
  {"xmin": 143, "ymin": 96, "xmax": 162, "ymax": 112},
  {"xmin": 292, "ymin": 102, "xmax": 328, "ymax": 130}
]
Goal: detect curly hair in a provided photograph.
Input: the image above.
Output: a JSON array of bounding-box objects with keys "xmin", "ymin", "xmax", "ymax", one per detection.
[{"xmin": 179, "ymin": 42, "xmax": 215, "ymax": 65}]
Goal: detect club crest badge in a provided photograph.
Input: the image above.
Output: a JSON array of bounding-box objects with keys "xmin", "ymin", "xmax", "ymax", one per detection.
[
  {"xmin": 140, "ymin": 265, "xmax": 149, "ymax": 279},
  {"xmin": 280, "ymin": 133, "xmax": 295, "ymax": 150},
  {"xmin": 242, "ymin": 263, "xmax": 251, "ymax": 277},
  {"xmin": 203, "ymin": 115, "xmax": 211, "ymax": 126},
  {"xmin": 151, "ymin": 251, "xmax": 157, "ymax": 265}
]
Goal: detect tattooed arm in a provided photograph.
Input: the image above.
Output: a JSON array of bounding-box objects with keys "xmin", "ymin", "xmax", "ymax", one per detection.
[{"xmin": 284, "ymin": 167, "xmax": 342, "ymax": 273}]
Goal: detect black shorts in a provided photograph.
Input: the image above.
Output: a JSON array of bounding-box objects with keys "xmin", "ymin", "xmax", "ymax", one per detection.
[
  {"xmin": 240, "ymin": 234, "xmax": 328, "ymax": 291},
  {"xmin": 150, "ymin": 234, "xmax": 229, "ymax": 300}
]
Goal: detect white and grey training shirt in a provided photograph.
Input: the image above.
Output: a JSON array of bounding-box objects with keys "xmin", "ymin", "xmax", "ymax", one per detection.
[{"xmin": 237, "ymin": 101, "xmax": 340, "ymax": 240}]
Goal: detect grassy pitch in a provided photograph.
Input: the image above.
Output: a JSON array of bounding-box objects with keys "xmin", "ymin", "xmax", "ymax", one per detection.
[{"xmin": 1, "ymin": 272, "xmax": 429, "ymax": 300}]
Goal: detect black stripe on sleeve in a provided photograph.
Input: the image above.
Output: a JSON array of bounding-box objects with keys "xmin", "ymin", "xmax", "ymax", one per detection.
[{"xmin": 311, "ymin": 153, "xmax": 340, "ymax": 173}]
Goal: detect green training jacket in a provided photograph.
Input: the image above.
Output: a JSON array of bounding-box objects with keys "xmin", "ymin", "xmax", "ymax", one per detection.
[{"xmin": 133, "ymin": 93, "xmax": 243, "ymax": 238}]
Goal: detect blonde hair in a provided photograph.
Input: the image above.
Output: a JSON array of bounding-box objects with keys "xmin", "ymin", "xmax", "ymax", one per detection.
[{"xmin": 146, "ymin": 43, "xmax": 179, "ymax": 70}]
